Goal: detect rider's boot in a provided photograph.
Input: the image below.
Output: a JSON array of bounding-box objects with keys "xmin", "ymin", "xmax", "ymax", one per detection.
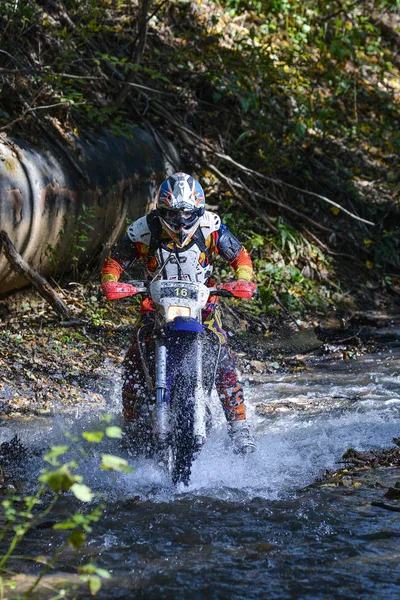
[
  {"xmin": 218, "ymin": 381, "xmax": 256, "ymax": 454},
  {"xmin": 229, "ymin": 420, "xmax": 256, "ymax": 455}
]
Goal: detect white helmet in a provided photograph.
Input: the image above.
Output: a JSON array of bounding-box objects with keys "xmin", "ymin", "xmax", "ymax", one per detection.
[{"xmin": 156, "ymin": 172, "xmax": 205, "ymax": 247}]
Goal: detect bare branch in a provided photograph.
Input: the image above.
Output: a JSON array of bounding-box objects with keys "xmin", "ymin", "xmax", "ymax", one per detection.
[
  {"xmin": 0, "ymin": 67, "xmax": 172, "ymax": 95},
  {"xmin": 148, "ymin": 98, "xmax": 375, "ymax": 227},
  {"xmin": 0, "ymin": 85, "xmax": 47, "ymax": 132},
  {"xmin": 128, "ymin": 0, "xmax": 169, "ymax": 60},
  {"xmin": 113, "ymin": 0, "xmax": 152, "ymax": 110},
  {"xmin": 0, "ymin": 230, "xmax": 71, "ymax": 320},
  {"xmin": 213, "ymin": 152, "xmax": 375, "ymax": 226},
  {"xmin": 0, "ymin": 49, "xmax": 26, "ymax": 68},
  {"xmin": 206, "ymin": 164, "xmax": 279, "ymax": 233}
]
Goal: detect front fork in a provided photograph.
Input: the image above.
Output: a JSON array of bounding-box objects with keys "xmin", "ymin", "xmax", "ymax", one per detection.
[
  {"xmin": 155, "ymin": 337, "xmax": 170, "ymax": 442},
  {"xmin": 192, "ymin": 336, "xmax": 207, "ymax": 445}
]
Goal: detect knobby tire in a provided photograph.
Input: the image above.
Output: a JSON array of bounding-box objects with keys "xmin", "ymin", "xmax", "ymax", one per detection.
[{"xmin": 170, "ymin": 374, "xmax": 196, "ymax": 486}]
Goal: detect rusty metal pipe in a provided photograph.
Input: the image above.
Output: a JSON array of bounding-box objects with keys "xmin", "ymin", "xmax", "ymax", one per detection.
[{"xmin": 0, "ymin": 127, "xmax": 177, "ymax": 294}]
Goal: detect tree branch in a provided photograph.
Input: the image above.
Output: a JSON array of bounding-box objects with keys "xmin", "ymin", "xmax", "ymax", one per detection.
[
  {"xmin": 0, "ymin": 68, "xmax": 172, "ymax": 95},
  {"xmin": 0, "ymin": 231, "xmax": 71, "ymax": 320},
  {"xmin": 206, "ymin": 164, "xmax": 279, "ymax": 233},
  {"xmin": 113, "ymin": 0, "xmax": 152, "ymax": 111},
  {"xmin": 0, "ymin": 85, "xmax": 46, "ymax": 132},
  {"xmin": 148, "ymin": 98, "xmax": 375, "ymax": 227},
  {"xmin": 213, "ymin": 151, "xmax": 375, "ymax": 226}
]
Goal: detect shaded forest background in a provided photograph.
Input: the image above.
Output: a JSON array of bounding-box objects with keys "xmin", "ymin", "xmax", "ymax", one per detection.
[{"xmin": 1, "ymin": 0, "xmax": 400, "ymax": 321}]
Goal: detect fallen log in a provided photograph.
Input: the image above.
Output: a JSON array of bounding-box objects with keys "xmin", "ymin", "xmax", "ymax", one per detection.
[{"xmin": 0, "ymin": 230, "xmax": 71, "ymax": 320}]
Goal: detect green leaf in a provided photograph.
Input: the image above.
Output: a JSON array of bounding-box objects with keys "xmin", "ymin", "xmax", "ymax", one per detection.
[
  {"xmin": 82, "ymin": 431, "xmax": 104, "ymax": 443},
  {"xmin": 39, "ymin": 466, "xmax": 77, "ymax": 492},
  {"xmin": 295, "ymin": 122, "xmax": 307, "ymax": 137},
  {"xmin": 79, "ymin": 562, "xmax": 96, "ymax": 574},
  {"xmin": 94, "ymin": 568, "xmax": 111, "ymax": 579},
  {"xmin": 53, "ymin": 520, "xmax": 76, "ymax": 530},
  {"xmin": 79, "ymin": 563, "xmax": 111, "ymax": 581},
  {"xmin": 43, "ymin": 445, "xmax": 70, "ymax": 465},
  {"xmin": 105, "ymin": 426, "xmax": 122, "ymax": 439},
  {"xmin": 101, "ymin": 414, "xmax": 114, "ymax": 423},
  {"xmin": 233, "ymin": 130, "xmax": 252, "ymax": 146},
  {"xmin": 100, "ymin": 454, "xmax": 133, "ymax": 473},
  {"xmin": 239, "ymin": 97, "xmax": 250, "ymax": 113},
  {"xmin": 6, "ymin": 582, "xmax": 17, "ymax": 589},
  {"xmin": 68, "ymin": 530, "xmax": 87, "ymax": 549},
  {"xmin": 251, "ymin": 234, "xmax": 265, "ymax": 248},
  {"xmin": 212, "ymin": 91, "xmax": 222, "ymax": 103},
  {"xmin": 73, "ymin": 514, "xmax": 86, "ymax": 526},
  {"xmin": 71, "ymin": 483, "xmax": 94, "ymax": 502},
  {"xmin": 13, "ymin": 524, "xmax": 27, "ymax": 536},
  {"xmin": 89, "ymin": 575, "xmax": 102, "ymax": 595}
]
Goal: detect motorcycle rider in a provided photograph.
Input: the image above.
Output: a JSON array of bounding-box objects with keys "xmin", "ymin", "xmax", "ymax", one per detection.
[{"xmin": 101, "ymin": 172, "xmax": 256, "ymax": 454}]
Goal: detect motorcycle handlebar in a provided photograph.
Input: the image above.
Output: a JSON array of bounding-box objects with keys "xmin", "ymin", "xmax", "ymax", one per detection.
[
  {"xmin": 124, "ymin": 282, "xmax": 234, "ymax": 297},
  {"xmin": 124, "ymin": 281, "xmax": 254, "ymax": 299},
  {"xmin": 124, "ymin": 281, "xmax": 149, "ymax": 293}
]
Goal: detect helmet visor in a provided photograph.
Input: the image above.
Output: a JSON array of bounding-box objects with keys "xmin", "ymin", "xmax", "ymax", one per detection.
[{"xmin": 159, "ymin": 208, "xmax": 200, "ymax": 230}]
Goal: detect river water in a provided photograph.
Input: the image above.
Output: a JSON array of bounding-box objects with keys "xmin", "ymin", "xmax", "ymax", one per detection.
[{"xmin": 1, "ymin": 330, "xmax": 400, "ymax": 599}]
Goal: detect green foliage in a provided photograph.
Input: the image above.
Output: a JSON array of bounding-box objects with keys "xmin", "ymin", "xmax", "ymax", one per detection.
[
  {"xmin": 101, "ymin": 454, "xmax": 133, "ymax": 473},
  {"xmin": 2, "ymin": 0, "xmax": 400, "ymax": 309},
  {"xmin": 2, "ymin": 0, "xmax": 34, "ymax": 22},
  {"xmin": 220, "ymin": 199, "xmax": 334, "ymax": 315},
  {"xmin": 0, "ymin": 419, "xmax": 129, "ymax": 598}
]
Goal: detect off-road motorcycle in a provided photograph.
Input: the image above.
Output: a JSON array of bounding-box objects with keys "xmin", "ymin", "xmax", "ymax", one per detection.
[{"xmin": 103, "ymin": 277, "xmax": 254, "ymax": 486}]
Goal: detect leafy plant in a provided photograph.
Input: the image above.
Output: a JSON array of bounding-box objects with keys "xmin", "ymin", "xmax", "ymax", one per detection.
[{"xmin": 0, "ymin": 420, "xmax": 131, "ymax": 598}]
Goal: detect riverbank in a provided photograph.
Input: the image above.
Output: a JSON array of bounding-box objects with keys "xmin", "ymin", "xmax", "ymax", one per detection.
[{"xmin": 1, "ymin": 284, "xmax": 400, "ymax": 418}]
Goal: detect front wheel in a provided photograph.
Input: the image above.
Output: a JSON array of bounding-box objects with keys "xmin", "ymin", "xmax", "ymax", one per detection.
[{"xmin": 169, "ymin": 375, "xmax": 197, "ymax": 486}]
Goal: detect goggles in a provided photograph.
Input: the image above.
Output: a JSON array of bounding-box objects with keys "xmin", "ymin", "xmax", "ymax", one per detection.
[{"xmin": 159, "ymin": 207, "xmax": 201, "ymax": 229}]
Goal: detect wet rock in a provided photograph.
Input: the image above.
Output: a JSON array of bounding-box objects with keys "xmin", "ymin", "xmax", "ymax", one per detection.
[
  {"xmin": 371, "ymin": 500, "xmax": 400, "ymax": 512},
  {"xmin": 9, "ymin": 573, "xmax": 82, "ymax": 597},
  {"xmin": 314, "ymin": 326, "xmax": 361, "ymax": 347},
  {"xmin": 255, "ymin": 394, "xmax": 356, "ymax": 416},
  {"xmin": 249, "ymin": 360, "xmax": 266, "ymax": 373},
  {"xmin": 348, "ymin": 311, "xmax": 400, "ymax": 328},
  {"xmin": 0, "ymin": 434, "xmax": 27, "ymax": 466},
  {"xmin": 384, "ymin": 481, "xmax": 400, "ymax": 500}
]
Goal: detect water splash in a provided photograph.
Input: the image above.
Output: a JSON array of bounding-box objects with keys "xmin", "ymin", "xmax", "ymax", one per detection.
[{"xmin": 1, "ymin": 349, "xmax": 399, "ymax": 503}]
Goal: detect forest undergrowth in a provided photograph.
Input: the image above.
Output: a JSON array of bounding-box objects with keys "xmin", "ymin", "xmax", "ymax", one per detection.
[{"xmin": 1, "ymin": 0, "xmax": 400, "ymax": 320}]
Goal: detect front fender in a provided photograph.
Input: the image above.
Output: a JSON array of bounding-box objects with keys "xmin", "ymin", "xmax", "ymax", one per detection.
[{"xmin": 167, "ymin": 316, "xmax": 203, "ymax": 333}]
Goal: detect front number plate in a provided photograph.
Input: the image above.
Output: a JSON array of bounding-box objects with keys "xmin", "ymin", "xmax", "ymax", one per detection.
[{"xmin": 159, "ymin": 285, "xmax": 198, "ymax": 300}]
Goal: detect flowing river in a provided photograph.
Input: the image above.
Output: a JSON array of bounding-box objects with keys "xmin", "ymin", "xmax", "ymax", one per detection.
[{"xmin": 1, "ymin": 328, "xmax": 400, "ymax": 599}]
